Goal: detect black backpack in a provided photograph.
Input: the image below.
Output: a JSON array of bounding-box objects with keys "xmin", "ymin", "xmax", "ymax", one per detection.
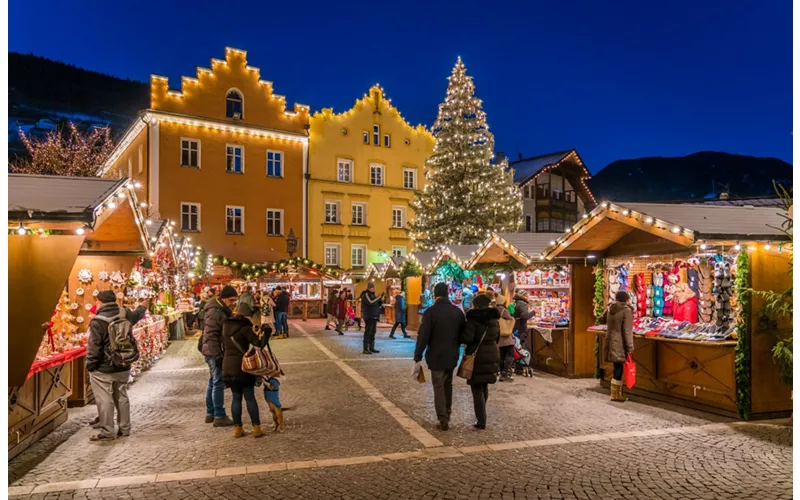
[{"xmin": 95, "ymin": 310, "xmax": 140, "ymax": 368}]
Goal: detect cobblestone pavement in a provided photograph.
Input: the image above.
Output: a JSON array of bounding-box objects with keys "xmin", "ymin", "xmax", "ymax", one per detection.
[{"xmin": 9, "ymin": 319, "xmax": 793, "ymax": 499}]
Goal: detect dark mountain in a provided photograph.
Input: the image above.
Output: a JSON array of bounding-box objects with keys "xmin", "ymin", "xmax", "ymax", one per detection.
[
  {"xmin": 8, "ymin": 52, "xmax": 148, "ymax": 159},
  {"xmin": 588, "ymin": 152, "xmax": 793, "ymax": 202}
]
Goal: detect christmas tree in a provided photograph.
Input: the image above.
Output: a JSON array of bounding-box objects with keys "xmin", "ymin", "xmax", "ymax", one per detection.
[{"xmin": 410, "ymin": 58, "xmax": 522, "ymax": 249}]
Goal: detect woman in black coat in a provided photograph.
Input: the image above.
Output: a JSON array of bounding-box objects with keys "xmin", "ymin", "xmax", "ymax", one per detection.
[
  {"xmin": 222, "ymin": 303, "xmax": 267, "ymax": 438},
  {"xmin": 460, "ymin": 294, "xmax": 501, "ymax": 429}
]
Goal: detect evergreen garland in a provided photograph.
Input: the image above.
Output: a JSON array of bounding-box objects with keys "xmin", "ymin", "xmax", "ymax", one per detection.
[
  {"xmin": 211, "ymin": 255, "xmax": 340, "ymax": 279},
  {"xmin": 399, "ymin": 259, "xmax": 424, "ymax": 292},
  {"xmin": 734, "ymin": 250, "xmax": 751, "ymax": 419},
  {"xmin": 593, "ymin": 259, "xmax": 605, "ymax": 378}
]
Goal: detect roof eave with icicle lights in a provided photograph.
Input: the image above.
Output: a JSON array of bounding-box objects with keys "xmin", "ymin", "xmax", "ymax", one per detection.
[
  {"xmin": 408, "ymin": 251, "xmax": 441, "ymax": 274},
  {"xmin": 465, "ymin": 233, "xmax": 534, "ymax": 269},
  {"xmin": 366, "ymin": 262, "xmax": 389, "ymax": 280},
  {"xmin": 516, "ymin": 149, "xmax": 596, "ymax": 206}
]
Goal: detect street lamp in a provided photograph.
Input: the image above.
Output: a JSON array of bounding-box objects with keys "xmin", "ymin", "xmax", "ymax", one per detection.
[{"xmin": 286, "ymin": 228, "xmax": 298, "ymax": 258}]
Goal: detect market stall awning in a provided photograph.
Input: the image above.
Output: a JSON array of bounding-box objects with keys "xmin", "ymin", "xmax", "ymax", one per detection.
[{"xmin": 542, "ymin": 201, "xmax": 790, "ymax": 260}]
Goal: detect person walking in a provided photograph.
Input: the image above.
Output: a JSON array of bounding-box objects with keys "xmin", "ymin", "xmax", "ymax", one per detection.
[
  {"xmin": 414, "ymin": 282, "xmax": 466, "ymax": 430},
  {"xmin": 222, "ymin": 303, "xmax": 265, "ymax": 438},
  {"xmin": 201, "ymin": 285, "xmax": 237, "ymax": 426},
  {"xmin": 490, "ymin": 292, "xmax": 517, "ymax": 382},
  {"xmin": 273, "ymin": 286, "xmax": 290, "ymax": 338},
  {"xmin": 325, "ymin": 289, "xmax": 339, "ymax": 330},
  {"xmin": 461, "ymin": 294, "xmax": 501, "ymax": 429},
  {"xmin": 86, "ymin": 291, "xmax": 148, "ymax": 441},
  {"xmin": 389, "ymin": 291, "xmax": 409, "ymax": 339},
  {"xmin": 360, "ymin": 283, "xmax": 384, "ymax": 354},
  {"xmin": 333, "ymin": 291, "xmax": 348, "ymax": 335},
  {"xmin": 600, "ymin": 290, "xmax": 635, "ymax": 402}
]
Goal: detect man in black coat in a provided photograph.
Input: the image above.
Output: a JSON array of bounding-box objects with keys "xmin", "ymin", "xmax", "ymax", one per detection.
[
  {"xmin": 414, "ymin": 282, "xmax": 466, "ymax": 430},
  {"xmin": 273, "ymin": 286, "xmax": 290, "ymax": 338},
  {"xmin": 86, "ymin": 290, "xmax": 148, "ymax": 441},
  {"xmin": 202, "ymin": 285, "xmax": 237, "ymax": 426},
  {"xmin": 360, "ymin": 282, "xmax": 384, "ymax": 354}
]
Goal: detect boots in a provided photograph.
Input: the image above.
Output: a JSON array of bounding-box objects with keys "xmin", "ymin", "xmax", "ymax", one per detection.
[
  {"xmin": 610, "ymin": 379, "xmax": 627, "ymax": 402},
  {"xmin": 269, "ymin": 402, "xmax": 285, "ymax": 433},
  {"xmin": 252, "ymin": 424, "xmax": 265, "ymax": 438},
  {"xmin": 362, "ymin": 341, "xmax": 372, "ymax": 355},
  {"xmin": 233, "ymin": 425, "xmax": 245, "ymax": 438},
  {"xmin": 369, "ymin": 342, "xmax": 380, "ymax": 354}
]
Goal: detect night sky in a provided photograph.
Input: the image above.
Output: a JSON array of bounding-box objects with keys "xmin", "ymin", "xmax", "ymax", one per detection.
[{"xmin": 9, "ymin": 0, "xmax": 792, "ymax": 172}]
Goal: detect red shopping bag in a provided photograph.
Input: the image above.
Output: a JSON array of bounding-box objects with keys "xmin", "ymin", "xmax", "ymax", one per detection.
[{"xmin": 624, "ymin": 353, "xmax": 636, "ymax": 389}]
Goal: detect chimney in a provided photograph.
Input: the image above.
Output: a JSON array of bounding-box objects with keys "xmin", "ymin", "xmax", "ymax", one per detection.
[{"xmin": 496, "ymin": 151, "xmax": 505, "ymax": 164}]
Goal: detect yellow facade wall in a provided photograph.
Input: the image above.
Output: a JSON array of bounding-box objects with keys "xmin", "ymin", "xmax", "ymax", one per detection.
[{"xmin": 308, "ymin": 86, "xmax": 434, "ymax": 273}]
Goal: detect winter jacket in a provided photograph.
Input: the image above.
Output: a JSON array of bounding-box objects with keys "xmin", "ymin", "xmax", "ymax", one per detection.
[
  {"xmin": 86, "ymin": 303, "xmax": 147, "ymax": 373},
  {"xmin": 394, "ymin": 296, "xmax": 406, "ymax": 324},
  {"xmin": 461, "ymin": 289, "xmax": 474, "ymax": 311},
  {"xmin": 360, "ymin": 290, "xmax": 383, "ymax": 320},
  {"xmin": 513, "ymin": 295, "xmax": 536, "ymax": 338},
  {"xmin": 221, "ymin": 315, "xmax": 266, "ymax": 388},
  {"xmin": 333, "ymin": 297, "xmax": 348, "ymax": 320},
  {"xmin": 327, "ymin": 292, "xmax": 339, "ymax": 314},
  {"xmin": 496, "ymin": 305, "xmax": 516, "ymax": 348},
  {"xmin": 274, "ymin": 291, "xmax": 290, "ymax": 312},
  {"xmin": 414, "ymin": 298, "xmax": 466, "ymax": 371},
  {"xmin": 202, "ymin": 298, "xmax": 233, "ymax": 359},
  {"xmin": 238, "ymin": 291, "xmax": 255, "ymax": 311},
  {"xmin": 461, "ymin": 308, "xmax": 501, "ymax": 385},
  {"xmin": 600, "ymin": 302, "xmax": 634, "ymax": 364}
]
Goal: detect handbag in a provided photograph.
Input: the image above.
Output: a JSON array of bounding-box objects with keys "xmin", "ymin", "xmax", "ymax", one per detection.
[
  {"xmin": 231, "ymin": 335, "xmax": 282, "ymax": 378},
  {"xmin": 498, "ymin": 317, "xmax": 515, "ymax": 337},
  {"xmin": 624, "ymin": 353, "xmax": 636, "ymax": 389},
  {"xmin": 456, "ymin": 326, "xmax": 488, "ymax": 380}
]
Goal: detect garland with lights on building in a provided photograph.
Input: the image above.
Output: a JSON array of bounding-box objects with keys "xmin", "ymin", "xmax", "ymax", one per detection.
[
  {"xmin": 593, "ymin": 259, "xmax": 605, "ymax": 378},
  {"xmin": 734, "ymin": 250, "xmax": 751, "ymax": 419},
  {"xmin": 409, "ymin": 58, "xmax": 522, "ymax": 250},
  {"xmin": 211, "ymin": 255, "xmax": 341, "ymax": 279}
]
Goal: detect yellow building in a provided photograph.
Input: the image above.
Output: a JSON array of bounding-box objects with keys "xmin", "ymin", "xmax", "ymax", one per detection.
[
  {"xmin": 100, "ymin": 47, "xmax": 310, "ymax": 263},
  {"xmin": 308, "ymin": 86, "xmax": 435, "ymax": 286}
]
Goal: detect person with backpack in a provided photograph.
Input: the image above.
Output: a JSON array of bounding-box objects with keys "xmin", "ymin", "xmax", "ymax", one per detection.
[
  {"xmin": 201, "ymin": 285, "xmax": 238, "ymax": 427},
  {"xmin": 86, "ymin": 290, "xmax": 148, "ymax": 441}
]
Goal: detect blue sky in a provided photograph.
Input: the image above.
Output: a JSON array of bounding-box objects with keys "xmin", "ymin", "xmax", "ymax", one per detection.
[{"xmin": 9, "ymin": 0, "xmax": 792, "ymax": 172}]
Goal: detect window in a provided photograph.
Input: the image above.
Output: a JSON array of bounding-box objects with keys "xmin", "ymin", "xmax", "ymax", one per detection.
[
  {"xmin": 351, "ymin": 244, "xmax": 366, "ymax": 269},
  {"xmin": 324, "ymin": 243, "xmax": 341, "ymax": 267},
  {"xmin": 267, "ymin": 150, "xmax": 283, "ymax": 177},
  {"xmin": 337, "ymin": 159, "xmax": 353, "ymax": 183},
  {"xmin": 403, "ymin": 168, "xmax": 417, "ymax": 189},
  {"xmin": 523, "ymin": 185, "xmax": 533, "ymax": 199},
  {"xmin": 351, "ymin": 202, "xmax": 366, "ymax": 225},
  {"xmin": 181, "ymin": 139, "xmax": 200, "ymax": 168},
  {"xmin": 325, "ymin": 201, "xmax": 341, "ymax": 224},
  {"xmin": 392, "ymin": 206, "xmax": 406, "ymax": 228},
  {"xmin": 362, "ymin": 131, "xmax": 369, "ymax": 144},
  {"xmin": 181, "ymin": 203, "xmax": 200, "ymax": 232},
  {"xmin": 384, "ymin": 134, "xmax": 391, "ymax": 148},
  {"xmin": 537, "ymin": 218, "xmax": 549, "ymax": 232},
  {"xmin": 392, "ymin": 246, "xmax": 406, "ymax": 258},
  {"xmin": 226, "ymin": 206, "xmax": 244, "ymax": 234},
  {"xmin": 373, "ymin": 125, "xmax": 380, "ymax": 145},
  {"xmin": 524, "ymin": 215, "xmax": 532, "ymax": 232},
  {"xmin": 226, "ymin": 89, "xmax": 243, "ymax": 119},
  {"xmin": 370, "ymin": 163, "xmax": 384, "ymax": 186},
  {"xmin": 138, "ymin": 145, "xmax": 143, "ymax": 174},
  {"xmin": 226, "ymin": 145, "xmax": 243, "ymax": 173},
  {"xmin": 266, "ymin": 209, "xmax": 283, "ymax": 236}
]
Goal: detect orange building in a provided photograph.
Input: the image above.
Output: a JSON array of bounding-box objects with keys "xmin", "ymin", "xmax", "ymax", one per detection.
[{"xmin": 100, "ymin": 47, "xmax": 310, "ymax": 263}]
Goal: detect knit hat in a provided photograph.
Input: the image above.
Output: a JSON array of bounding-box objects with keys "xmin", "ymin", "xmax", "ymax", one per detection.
[
  {"xmin": 433, "ymin": 282, "xmax": 449, "ymax": 298},
  {"xmin": 219, "ymin": 285, "xmax": 238, "ymax": 300},
  {"xmin": 97, "ymin": 290, "xmax": 117, "ymax": 303},
  {"xmin": 237, "ymin": 302, "xmax": 255, "ymax": 317},
  {"xmin": 473, "ymin": 294, "xmax": 491, "ymax": 309}
]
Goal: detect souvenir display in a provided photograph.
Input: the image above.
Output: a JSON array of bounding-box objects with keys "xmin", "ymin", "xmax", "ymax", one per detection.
[{"xmin": 514, "ymin": 267, "xmax": 570, "ymax": 327}]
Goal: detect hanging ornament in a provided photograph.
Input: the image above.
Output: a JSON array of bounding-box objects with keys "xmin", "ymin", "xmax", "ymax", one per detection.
[
  {"xmin": 116, "ymin": 292, "xmax": 124, "ymax": 299},
  {"xmin": 98, "ymin": 270, "xmax": 110, "ymax": 282},
  {"xmin": 76, "ymin": 316, "xmax": 85, "ymax": 324},
  {"xmin": 92, "ymin": 289, "xmax": 100, "ymax": 297},
  {"xmin": 76, "ymin": 287, "xmax": 85, "ymax": 296},
  {"xmin": 70, "ymin": 302, "xmax": 79, "ymax": 310},
  {"xmin": 85, "ymin": 303, "xmax": 93, "ymax": 311},
  {"xmin": 77, "ymin": 269, "xmax": 93, "ymax": 284},
  {"xmin": 110, "ymin": 271, "xmax": 126, "ymax": 288}
]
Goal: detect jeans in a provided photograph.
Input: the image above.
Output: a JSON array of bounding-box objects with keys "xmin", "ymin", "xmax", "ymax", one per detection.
[
  {"xmin": 231, "ymin": 386, "xmax": 260, "ymax": 426},
  {"xmin": 613, "ymin": 361, "xmax": 624, "ymax": 381},
  {"xmin": 390, "ymin": 321, "xmax": 407, "ymax": 336},
  {"xmin": 430, "ymin": 369, "xmax": 454, "ymax": 424},
  {"xmin": 470, "ymin": 383, "xmax": 489, "ymax": 426},
  {"xmin": 499, "ymin": 345, "xmax": 515, "ymax": 375},
  {"xmin": 205, "ymin": 356, "xmax": 226, "ymax": 418},
  {"xmin": 364, "ymin": 319, "xmax": 377, "ymax": 348},
  {"xmin": 275, "ymin": 311, "xmax": 288, "ymax": 335},
  {"xmin": 90, "ymin": 370, "xmax": 131, "ymax": 437}
]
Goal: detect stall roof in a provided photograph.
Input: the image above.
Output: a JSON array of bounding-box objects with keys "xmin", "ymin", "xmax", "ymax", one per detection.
[
  {"xmin": 9, "ymin": 175, "xmax": 127, "ymax": 221},
  {"xmin": 494, "ymin": 233, "xmax": 558, "ymax": 260},
  {"xmin": 409, "ymin": 251, "xmax": 440, "ymax": 272}
]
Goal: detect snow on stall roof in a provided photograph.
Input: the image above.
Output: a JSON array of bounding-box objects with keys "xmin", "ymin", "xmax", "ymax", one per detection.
[
  {"xmin": 510, "ymin": 150, "xmax": 573, "ymax": 184},
  {"xmin": 496, "ymin": 233, "xmax": 559, "ymax": 259},
  {"xmin": 411, "ymin": 251, "xmax": 439, "ymax": 269},
  {"xmin": 8, "ymin": 174, "xmax": 125, "ymax": 217},
  {"xmin": 445, "ymin": 244, "xmax": 481, "ymax": 263}
]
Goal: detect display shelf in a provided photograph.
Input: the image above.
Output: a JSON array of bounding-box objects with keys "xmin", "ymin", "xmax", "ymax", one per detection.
[{"xmin": 516, "ymin": 284, "xmax": 570, "ymax": 290}]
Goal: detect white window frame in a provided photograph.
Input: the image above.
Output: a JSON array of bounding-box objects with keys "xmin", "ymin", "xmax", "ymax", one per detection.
[
  {"xmin": 226, "ymin": 205, "xmax": 245, "ymax": 234},
  {"xmin": 138, "ymin": 144, "xmax": 144, "ymax": 174},
  {"xmin": 384, "ymin": 134, "xmax": 391, "ymax": 147},
  {"xmin": 370, "ymin": 163, "xmax": 384, "ymax": 186},
  {"xmin": 181, "ymin": 202, "xmax": 201, "ymax": 232},
  {"xmin": 373, "ymin": 125, "xmax": 380, "ymax": 145},
  {"xmin": 391, "ymin": 246, "xmax": 407, "ymax": 258},
  {"xmin": 226, "ymin": 144, "xmax": 244, "ymax": 174},
  {"xmin": 266, "ymin": 208, "xmax": 284, "ymax": 236},
  {"xmin": 351, "ymin": 202, "xmax": 367, "ymax": 226},
  {"xmin": 266, "ymin": 150, "xmax": 283, "ymax": 178},
  {"xmin": 351, "ymin": 244, "xmax": 367, "ymax": 269},
  {"xmin": 324, "ymin": 200, "xmax": 341, "ymax": 224},
  {"xmin": 391, "ymin": 206, "xmax": 406, "ymax": 229},
  {"xmin": 181, "ymin": 138, "xmax": 201, "ymax": 168},
  {"xmin": 337, "ymin": 158, "xmax": 353, "ymax": 183},
  {"xmin": 324, "ymin": 243, "xmax": 341, "ymax": 267},
  {"xmin": 403, "ymin": 167, "xmax": 417, "ymax": 190}
]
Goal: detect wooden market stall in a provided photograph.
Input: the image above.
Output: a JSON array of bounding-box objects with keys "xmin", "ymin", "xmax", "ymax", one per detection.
[
  {"xmin": 466, "ymin": 233, "xmax": 597, "ymax": 378},
  {"xmin": 367, "ymin": 257, "xmax": 406, "ymax": 324},
  {"xmin": 255, "ymin": 260, "xmax": 339, "ymax": 320},
  {"xmin": 8, "ymin": 174, "xmax": 153, "ymax": 457},
  {"xmin": 543, "ymin": 201, "xmax": 792, "ymax": 419},
  {"xmin": 406, "ymin": 251, "xmax": 439, "ymax": 330}
]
